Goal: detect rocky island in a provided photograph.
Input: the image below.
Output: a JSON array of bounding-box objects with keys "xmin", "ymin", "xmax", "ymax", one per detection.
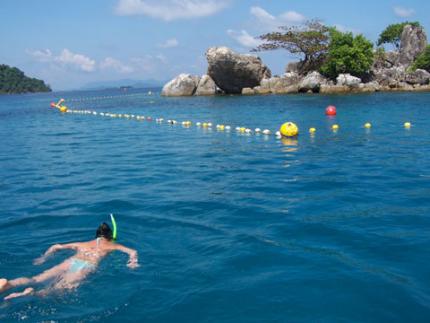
[
  {"xmin": 0, "ymin": 64, "xmax": 51, "ymax": 94},
  {"xmin": 162, "ymin": 23, "xmax": 430, "ymax": 97}
]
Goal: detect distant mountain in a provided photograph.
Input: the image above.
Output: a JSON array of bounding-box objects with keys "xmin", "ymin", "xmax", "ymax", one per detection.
[
  {"xmin": 0, "ymin": 64, "xmax": 51, "ymax": 94},
  {"xmin": 81, "ymin": 79, "xmax": 166, "ymax": 90}
]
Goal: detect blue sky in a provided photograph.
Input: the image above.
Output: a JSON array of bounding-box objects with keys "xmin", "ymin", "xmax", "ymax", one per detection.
[{"xmin": 1, "ymin": 0, "xmax": 429, "ymax": 90}]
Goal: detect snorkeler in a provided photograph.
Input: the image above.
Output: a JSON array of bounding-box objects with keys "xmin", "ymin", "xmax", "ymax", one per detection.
[{"xmin": 0, "ymin": 220, "xmax": 138, "ymax": 300}]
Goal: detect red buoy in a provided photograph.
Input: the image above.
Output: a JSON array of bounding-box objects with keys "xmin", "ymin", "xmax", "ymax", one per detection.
[{"xmin": 326, "ymin": 105, "xmax": 337, "ymax": 116}]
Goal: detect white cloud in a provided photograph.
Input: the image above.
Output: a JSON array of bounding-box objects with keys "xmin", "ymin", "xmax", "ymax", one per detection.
[
  {"xmin": 28, "ymin": 48, "xmax": 96, "ymax": 72},
  {"xmin": 26, "ymin": 49, "xmax": 53, "ymax": 62},
  {"xmin": 115, "ymin": 0, "xmax": 229, "ymax": 21},
  {"xmin": 159, "ymin": 38, "xmax": 179, "ymax": 48},
  {"xmin": 100, "ymin": 57, "xmax": 134, "ymax": 73},
  {"xmin": 56, "ymin": 49, "xmax": 96, "ymax": 72},
  {"xmin": 393, "ymin": 6, "xmax": 415, "ymax": 18},
  {"xmin": 250, "ymin": 6, "xmax": 276, "ymax": 25},
  {"xmin": 279, "ymin": 11, "xmax": 306, "ymax": 24},
  {"xmin": 227, "ymin": 29, "xmax": 262, "ymax": 48},
  {"xmin": 250, "ymin": 6, "xmax": 306, "ymax": 30}
]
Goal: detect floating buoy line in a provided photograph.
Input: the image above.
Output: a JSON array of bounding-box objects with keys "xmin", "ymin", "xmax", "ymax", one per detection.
[
  {"xmin": 49, "ymin": 100, "xmax": 413, "ymax": 140},
  {"xmin": 63, "ymin": 92, "xmax": 152, "ymax": 103}
]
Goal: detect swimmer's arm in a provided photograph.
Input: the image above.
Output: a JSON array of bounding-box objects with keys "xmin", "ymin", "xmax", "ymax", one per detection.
[
  {"xmin": 33, "ymin": 243, "xmax": 81, "ymax": 265},
  {"xmin": 115, "ymin": 245, "xmax": 139, "ymax": 269}
]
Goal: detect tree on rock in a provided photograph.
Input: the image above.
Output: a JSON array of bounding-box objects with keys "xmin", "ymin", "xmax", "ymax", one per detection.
[
  {"xmin": 377, "ymin": 22, "xmax": 420, "ymax": 49},
  {"xmin": 320, "ymin": 29, "xmax": 374, "ymax": 80},
  {"xmin": 252, "ymin": 21, "xmax": 330, "ymax": 74}
]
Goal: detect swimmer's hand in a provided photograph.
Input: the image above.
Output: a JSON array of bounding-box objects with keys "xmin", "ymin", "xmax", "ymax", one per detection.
[
  {"xmin": 127, "ymin": 253, "xmax": 139, "ymax": 269},
  {"xmin": 127, "ymin": 258, "xmax": 139, "ymax": 269},
  {"xmin": 33, "ymin": 256, "xmax": 46, "ymax": 265}
]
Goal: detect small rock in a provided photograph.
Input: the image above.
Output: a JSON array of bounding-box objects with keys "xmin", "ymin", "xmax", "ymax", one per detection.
[
  {"xmin": 299, "ymin": 71, "xmax": 327, "ymax": 93},
  {"xmin": 242, "ymin": 87, "xmax": 255, "ymax": 95},
  {"xmin": 195, "ymin": 75, "xmax": 217, "ymax": 96},
  {"xmin": 161, "ymin": 74, "xmax": 200, "ymax": 97},
  {"xmin": 336, "ymin": 74, "xmax": 362, "ymax": 87}
]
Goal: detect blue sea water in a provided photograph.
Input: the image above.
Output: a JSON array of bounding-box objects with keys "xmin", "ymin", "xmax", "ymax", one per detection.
[{"xmin": 0, "ymin": 88, "xmax": 429, "ymax": 322}]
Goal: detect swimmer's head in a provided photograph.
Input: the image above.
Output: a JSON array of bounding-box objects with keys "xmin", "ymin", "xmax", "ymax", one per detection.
[{"xmin": 96, "ymin": 222, "xmax": 113, "ymax": 240}]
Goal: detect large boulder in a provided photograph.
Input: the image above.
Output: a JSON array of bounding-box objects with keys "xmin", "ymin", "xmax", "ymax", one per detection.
[
  {"xmin": 336, "ymin": 74, "xmax": 362, "ymax": 87},
  {"xmin": 372, "ymin": 66, "xmax": 406, "ymax": 87},
  {"xmin": 195, "ymin": 74, "xmax": 217, "ymax": 96},
  {"xmin": 299, "ymin": 71, "xmax": 327, "ymax": 92},
  {"xmin": 206, "ymin": 47, "xmax": 271, "ymax": 94},
  {"xmin": 398, "ymin": 25, "xmax": 427, "ymax": 66},
  {"xmin": 405, "ymin": 69, "xmax": 430, "ymax": 85},
  {"xmin": 161, "ymin": 74, "xmax": 200, "ymax": 96}
]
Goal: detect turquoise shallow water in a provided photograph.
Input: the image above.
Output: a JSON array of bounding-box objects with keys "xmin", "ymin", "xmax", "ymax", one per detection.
[{"xmin": 0, "ymin": 89, "xmax": 430, "ymax": 322}]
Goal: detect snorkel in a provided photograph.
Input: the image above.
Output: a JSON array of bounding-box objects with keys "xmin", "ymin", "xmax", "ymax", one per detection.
[{"xmin": 110, "ymin": 213, "xmax": 118, "ymax": 241}]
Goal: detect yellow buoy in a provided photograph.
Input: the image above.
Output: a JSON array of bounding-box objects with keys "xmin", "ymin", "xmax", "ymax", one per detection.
[
  {"xmin": 332, "ymin": 124, "xmax": 339, "ymax": 131},
  {"xmin": 59, "ymin": 106, "xmax": 68, "ymax": 113},
  {"xmin": 404, "ymin": 122, "xmax": 412, "ymax": 129},
  {"xmin": 279, "ymin": 122, "xmax": 299, "ymax": 137},
  {"xmin": 309, "ymin": 127, "xmax": 316, "ymax": 134},
  {"xmin": 364, "ymin": 122, "xmax": 372, "ymax": 129}
]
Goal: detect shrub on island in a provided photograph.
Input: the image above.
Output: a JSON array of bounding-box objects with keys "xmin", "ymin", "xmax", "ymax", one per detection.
[
  {"xmin": 320, "ymin": 29, "xmax": 374, "ymax": 80},
  {"xmin": 411, "ymin": 45, "xmax": 430, "ymax": 72}
]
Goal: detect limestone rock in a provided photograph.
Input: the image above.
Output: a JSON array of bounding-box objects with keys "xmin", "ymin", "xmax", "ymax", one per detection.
[
  {"xmin": 372, "ymin": 66, "xmax": 406, "ymax": 87},
  {"xmin": 253, "ymin": 85, "xmax": 272, "ymax": 95},
  {"xmin": 404, "ymin": 69, "xmax": 430, "ymax": 85},
  {"xmin": 161, "ymin": 74, "xmax": 200, "ymax": 96},
  {"xmin": 241, "ymin": 87, "xmax": 255, "ymax": 95},
  {"xmin": 285, "ymin": 61, "xmax": 301, "ymax": 74},
  {"xmin": 358, "ymin": 82, "xmax": 380, "ymax": 92},
  {"xmin": 206, "ymin": 47, "xmax": 271, "ymax": 94},
  {"xmin": 398, "ymin": 25, "xmax": 427, "ymax": 66},
  {"xmin": 195, "ymin": 74, "xmax": 217, "ymax": 96},
  {"xmin": 320, "ymin": 85, "xmax": 350, "ymax": 94},
  {"xmin": 299, "ymin": 71, "xmax": 327, "ymax": 93},
  {"xmin": 336, "ymin": 74, "xmax": 362, "ymax": 87}
]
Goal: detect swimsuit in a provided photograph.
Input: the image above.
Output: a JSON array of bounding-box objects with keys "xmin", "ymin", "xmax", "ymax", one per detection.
[{"xmin": 69, "ymin": 258, "xmax": 96, "ymax": 273}]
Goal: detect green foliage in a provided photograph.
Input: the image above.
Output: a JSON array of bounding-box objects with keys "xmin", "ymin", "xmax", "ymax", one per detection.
[
  {"xmin": 253, "ymin": 20, "xmax": 331, "ymax": 74},
  {"xmin": 0, "ymin": 64, "xmax": 51, "ymax": 94},
  {"xmin": 411, "ymin": 45, "xmax": 430, "ymax": 72},
  {"xmin": 320, "ymin": 29, "xmax": 374, "ymax": 79},
  {"xmin": 374, "ymin": 47, "xmax": 386, "ymax": 61},
  {"xmin": 377, "ymin": 21, "xmax": 421, "ymax": 49}
]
